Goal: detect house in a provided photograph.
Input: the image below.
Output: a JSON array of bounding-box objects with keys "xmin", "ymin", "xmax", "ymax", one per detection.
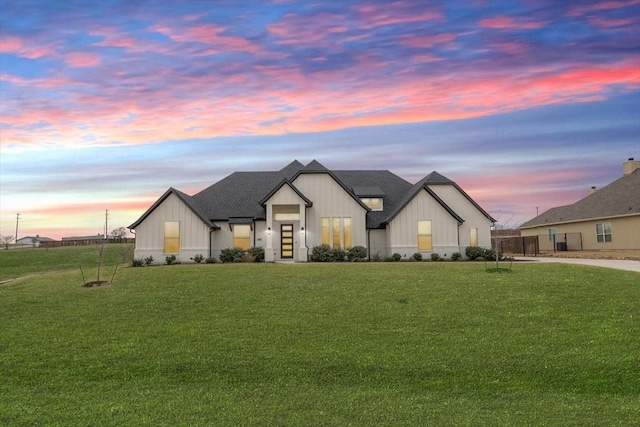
[
  {"xmin": 16, "ymin": 235, "xmax": 54, "ymax": 247},
  {"xmin": 519, "ymin": 158, "xmax": 640, "ymax": 251},
  {"xmin": 128, "ymin": 160, "xmax": 495, "ymax": 263}
]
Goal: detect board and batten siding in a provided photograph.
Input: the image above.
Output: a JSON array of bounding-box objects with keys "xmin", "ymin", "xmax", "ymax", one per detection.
[
  {"xmin": 293, "ymin": 173, "xmax": 368, "ymax": 248},
  {"xmin": 428, "ymin": 184, "xmax": 493, "ymax": 248},
  {"xmin": 134, "ymin": 193, "xmax": 210, "ymax": 263},
  {"xmin": 387, "ymin": 189, "xmax": 460, "ymax": 257}
]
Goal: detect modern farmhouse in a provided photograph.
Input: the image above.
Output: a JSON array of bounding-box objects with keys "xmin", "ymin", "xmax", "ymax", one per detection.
[
  {"xmin": 129, "ymin": 160, "xmax": 495, "ymax": 263},
  {"xmin": 519, "ymin": 158, "xmax": 640, "ymax": 251}
]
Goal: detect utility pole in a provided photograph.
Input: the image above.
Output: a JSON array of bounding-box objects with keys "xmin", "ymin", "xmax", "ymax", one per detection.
[
  {"xmin": 15, "ymin": 213, "xmax": 20, "ymax": 243},
  {"xmin": 104, "ymin": 209, "xmax": 109, "ymax": 240}
]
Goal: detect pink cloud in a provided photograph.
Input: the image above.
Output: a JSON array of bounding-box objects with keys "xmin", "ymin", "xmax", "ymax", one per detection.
[
  {"xmin": 399, "ymin": 33, "xmax": 456, "ymax": 48},
  {"xmin": 65, "ymin": 52, "xmax": 101, "ymax": 67},
  {"xmin": 0, "ymin": 34, "xmax": 55, "ymax": 58},
  {"xmin": 479, "ymin": 15, "xmax": 546, "ymax": 29},
  {"xmin": 353, "ymin": 2, "xmax": 444, "ymax": 29},
  {"xmin": 568, "ymin": 0, "xmax": 640, "ymax": 16},
  {"xmin": 587, "ymin": 16, "xmax": 638, "ymax": 28}
]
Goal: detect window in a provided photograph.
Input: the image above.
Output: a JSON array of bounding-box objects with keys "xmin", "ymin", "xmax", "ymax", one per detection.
[
  {"xmin": 233, "ymin": 224, "xmax": 251, "ymax": 250},
  {"xmin": 548, "ymin": 228, "xmax": 557, "ymax": 242},
  {"xmin": 274, "ymin": 212, "xmax": 300, "ymax": 221},
  {"xmin": 164, "ymin": 221, "xmax": 180, "ymax": 254},
  {"xmin": 469, "ymin": 228, "xmax": 478, "ymax": 246},
  {"xmin": 322, "ymin": 217, "xmax": 330, "ymax": 245},
  {"xmin": 596, "ymin": 222, "xmax": 612, "ymax": 243},
  {"xmin": 343, "ymin": 217, "xmax": 352, "ymax": 249},
  {"xmin": 333, "ymin": 218, "xmax": 341, "ymax": 248},
  {"xmin": 322, "ymin": 216, "xmax": 351, "ymax": 248},
  {"xmin": 361, "ymin": 198, "xmax": 383, "ymax": 211},
  {"xmin": 418, "ymin": 220, "xmax": 432, "ymax": 251}
]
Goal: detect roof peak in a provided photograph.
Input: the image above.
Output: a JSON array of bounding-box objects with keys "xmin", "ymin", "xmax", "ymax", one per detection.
[{"xmin": 303, "ymin": 159, "xmax": 329, "ymax": 171}]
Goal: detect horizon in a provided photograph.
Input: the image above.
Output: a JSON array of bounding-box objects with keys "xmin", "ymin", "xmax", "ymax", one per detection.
[{"xmin": 1, "ymin": 0, "xmax": 639, "ymax": 241}]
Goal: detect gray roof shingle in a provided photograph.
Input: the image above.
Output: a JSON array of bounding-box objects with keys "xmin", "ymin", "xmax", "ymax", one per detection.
[{"xmin": 520, "ymin": 169, "xmax": 640, "ymax": 228}]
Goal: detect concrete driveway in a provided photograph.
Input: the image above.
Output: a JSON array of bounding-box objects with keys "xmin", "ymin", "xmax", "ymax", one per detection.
[{"xmin": 515, "ymin": 257, "xmax": 640, "ymax": 273}]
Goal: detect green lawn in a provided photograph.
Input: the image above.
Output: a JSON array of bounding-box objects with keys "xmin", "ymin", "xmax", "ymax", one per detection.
[{"xmin": 1, "ymin": 248, "xmax": 639, "ymax": 426}]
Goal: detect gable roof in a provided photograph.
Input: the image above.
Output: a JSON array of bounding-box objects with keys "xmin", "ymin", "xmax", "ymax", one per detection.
[
  {"xmin": 129, "ymin": 160, "xmax": 494, "ymax": 231},
  {"xmin": 128, "ymin": 187, "xmax": 220, "ymax": 230},
  {"xmin": 520, "ymin": 169, "xmax": 640, "ymax": 228}
]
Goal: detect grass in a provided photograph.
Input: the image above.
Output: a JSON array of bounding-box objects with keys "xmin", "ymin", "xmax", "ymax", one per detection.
[{"xmin": 1, "ymin": 247, "xmax": 639, "ymax": 426}]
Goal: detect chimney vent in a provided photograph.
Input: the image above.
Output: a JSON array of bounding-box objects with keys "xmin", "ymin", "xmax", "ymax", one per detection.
[{"xmin": 587, "ymin": 186, "xmax": 597, "ymax": 195}]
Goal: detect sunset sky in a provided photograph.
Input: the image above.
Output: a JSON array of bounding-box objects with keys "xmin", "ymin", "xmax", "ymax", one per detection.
[{"xmin": 1, "ymin": 0, "xmax": 639, "ymax": 241}]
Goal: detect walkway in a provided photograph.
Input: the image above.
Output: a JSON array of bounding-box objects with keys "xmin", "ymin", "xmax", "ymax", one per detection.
[{"xmin": 515, "ymin": 257, "xmax": 640, "ymax": 273}]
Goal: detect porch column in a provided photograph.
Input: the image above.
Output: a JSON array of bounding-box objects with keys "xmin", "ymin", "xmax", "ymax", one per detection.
[
  {"xmin": 297, "ymin": 203, "xmax": 308, "ymax": 262},
  {"xmin": 265, "ymin": 203, "xmax": 275, "ymax": 262}
]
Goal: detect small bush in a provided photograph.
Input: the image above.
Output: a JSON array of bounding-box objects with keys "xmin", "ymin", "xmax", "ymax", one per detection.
[
  {"xmin": 144, "ymin": 255, "xmax": 154, "ymax": 266},
  {"xmin": 430, "ymin": 253, "xmax": 442, "ymax": 261},
  {"xmin": 465, "ymin": 246, "xmax": 484, "ymax": 260},
  {"xmin": 451, "ymin": 252, "xmax": 462, "ymax": 261},
  {"xmin": 205, "ymin": 257, "xmax": 217, "ymax": 264},
  {"xmin": 386, "ymin": 253, "xmax": 402, "ymax": 262},
  {"xmin": 132, "ymin": 258, "xmax": 144, "ymax": 267},
  {"xmin": 191, "ymin": 254, "xmax": 205, "ymax": 264},
  {"xmin": 311, "ymin": 244, "xmax": 334, "ymax": 262},
  {"xmin": 165, "ymin": 255, "xmax": 177, "ymax": 265},
  {"xmin": 248, "ymin": 247, "xmax": 265, "ymax": 262},
  {"xmin": 220, "ymin": 248, "xmax": 244, "ymax": 263},
  {"xmin": 412, "ymin": 252, "xmax": 423, "ymax": 261},
  {"xmin": 348, "ymin": 245, "xmax": 367, "ymax": 261},
  {"xmin": 331, "ymin": 247, "xmax": 347, "ymax": 262}
]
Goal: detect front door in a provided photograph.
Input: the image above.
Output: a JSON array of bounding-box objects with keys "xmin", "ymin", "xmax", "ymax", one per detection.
[{"xmin": 281, "ymin": 224, "xmax": 294, "ymax": 259}]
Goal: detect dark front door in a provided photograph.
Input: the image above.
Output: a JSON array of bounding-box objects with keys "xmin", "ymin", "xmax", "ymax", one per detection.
[{"xmin": 281, "ymin": 224, "xmax": 294, "ymax": 259}]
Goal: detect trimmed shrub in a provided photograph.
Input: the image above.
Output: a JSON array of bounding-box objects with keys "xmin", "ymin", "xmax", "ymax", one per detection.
[
  {"xmin": 191, "ymin": 254, "xmax": 205, "ymax": 264},
  {"xmin": 412, "ymin": 252, "xmax": 423, "ymax": 261},
  {"xmin": 205, "ymin": 257, "xmax": 217, "ymax": 264},
  {"xmin": 465, "ymin": 246, "xmax": 484, "ymax": 260},
  {"xmin": 386, "ymin": 253, "xmax": 402, "ymax": 262},
  {"xmin": 220, "ymin": 248, "xmax": 244, "ymax": 263},
  {"xmin": 143, "ymin": 256, "xmax": 154, "ymax": 266},
  {"xmin": 348, "ymin": 245, "xmax": 367, "ymax": 261},
  {"xmin": 248, "ymin": 247, "xmax": 265, "ymax": 262},
  {"xmin": 165, "ymin": 255, "xmax": 177, "ymax": 265},
  {"xmin": 451, "ymin": 252, "xmax": 462, "ymax": 261},
  {"xmin": 430, "ymin": 253, "xmax": 442, "ymax": 261},
  {"xmin": 132, "ymin": 258, "xmax": 144, "ymax": 267},
  {"xmin": 311, "ymin": 244, "xmax": 334, "ymax": 262},
  {"xmin": 331, "ymin": 247, "xmax": 348, "ymax": 262}
]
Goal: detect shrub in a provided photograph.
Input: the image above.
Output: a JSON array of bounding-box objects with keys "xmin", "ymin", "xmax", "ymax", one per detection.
[
  {"xmin": 165, "ymin": 255, "xmax": 177, "ymax": 265},
  {"xmin": 451, "ymin": 252, "xmax": 462, "ymax": 261},
  {"xmin": 143, "ymin": 255, "xmax": 154, "ymax": 266},
  {"xmin": 220, "ymin": 248, "xmax": 244, "ymax": 263},
  {"xmin": 465, "ymin": 246, "xmax": 484, "ymax": 260},
  {"xmin": 248, "ymin": 247, "xmax": 265, "ymax": 262},
  {"xmin": 386, "ymin": 253, "xmax": 402, "ymax": 262},
  {"xmin": 412, "ymin": 252, "xmax": 423, "ymax": 261},
  {"xmin": 331, "ymin": 247, "xmax": 347, "ymax": 262},
  {"xmin": 430, "ymin": 253, "xmax": 442, "ymax": 261},
  {"xmin": 311, "ymin": 244, "xmax": 334, "ymax": 262},
  {"xmin": 132, "ymin": 258, "xmax": 144, "ymax": 267},
  {"xmin": 205, "ymin": 257, "xmax": 217, "ymax": 264},
  {"xmin": 191, "ymin": 254, "xmax": 205, "ymax": 264},
  {"xmin": 348, "ymin": 245, "xmax": 367, "ymax": 261}
]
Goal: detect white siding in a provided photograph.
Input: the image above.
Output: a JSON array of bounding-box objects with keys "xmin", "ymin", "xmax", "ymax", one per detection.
[
  {"xmin": 388, "ymin": 189, "xmax": 460, "ymax": 258},
  {"xmin": 134, "ymin": 192, "xmax": 210, "ymax": 263},
  {"xmin": 293, "ymin": 173, "xmax": 368, "ymax": 249},
  {"xmin": 428, "ymin": 184, "xmax": 493, "ymax": 248}
]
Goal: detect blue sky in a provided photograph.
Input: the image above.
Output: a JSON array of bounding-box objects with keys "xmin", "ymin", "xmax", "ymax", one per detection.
[{"xmin": 1, "ymin": 0, "xmax": 639, "ymax": 239}]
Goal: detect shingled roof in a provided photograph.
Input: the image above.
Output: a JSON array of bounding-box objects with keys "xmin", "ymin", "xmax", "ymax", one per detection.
[
  {"xmin": 520, "ymin": 168, "xmax": 640, "ymax": 228},
  {"xmin": 130, "ymin": 160, "xmax": 492, "ymax": 230}
]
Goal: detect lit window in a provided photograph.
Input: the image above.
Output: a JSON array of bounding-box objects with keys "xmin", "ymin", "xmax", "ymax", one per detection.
[
  {"xmin": 361, "ymin": 198, "xmax": 383, "ymax": 211},
  {"xmin": 274, "ymin": 212, "xmax": 300, "ymax": 221},
  {"xmin": 322, "ymin": 218, "xmax": 330, "ymax": 245},
  {"xmin": 469, "ymin": 228, "xmax": 478, "ymax": 246},
  {"xmin": 343, "ymin": 217, "xmax": 352, "ymax": 249},
  {"xmin": 164, "ymin": 221, "xmax": 180, "ymax": 254},
  {"xmin": 333, "ymin": 218, "xmax": 341, "ymax": 248},
  {"xmin": 418, "ymin": 220, "xmax": 432, "ymax": 251},
  {"xmin": 233, "ymin": 224, "xmax": 251, "ymax": 250},
  {"xmin": 596, "ymin": 222, "xmax": 612, "ymax": 243}
]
